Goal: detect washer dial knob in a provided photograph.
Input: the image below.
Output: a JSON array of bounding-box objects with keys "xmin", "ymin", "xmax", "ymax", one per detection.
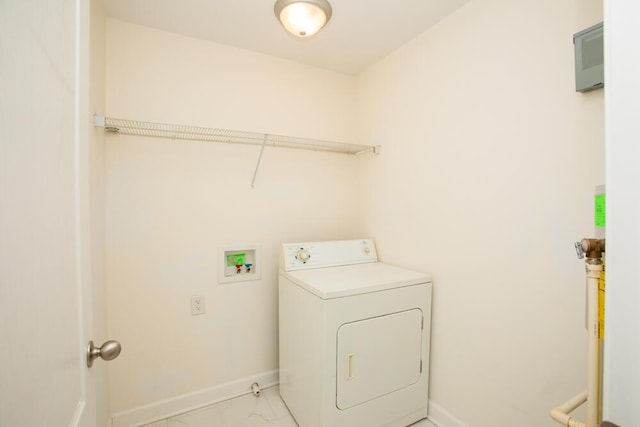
[{"xmin": 296, "ymin": 249, "xmax": 310, "ymax": 263}]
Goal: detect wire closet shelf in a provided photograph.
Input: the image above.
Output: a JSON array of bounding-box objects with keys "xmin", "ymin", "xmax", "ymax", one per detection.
[{"xmin": 93, "ymin": 115, "xmax": 379, "ymax": 155}]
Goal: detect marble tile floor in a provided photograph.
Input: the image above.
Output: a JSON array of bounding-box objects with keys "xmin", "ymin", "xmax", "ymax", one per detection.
[{"xmin": 142, "ymin": 386, "xmax": 437, "ymax": 427}]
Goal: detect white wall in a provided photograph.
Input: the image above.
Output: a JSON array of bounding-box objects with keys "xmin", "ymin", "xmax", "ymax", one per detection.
[
  {"xmin": 356, "ymin": 0, "xmax": 603, "ymax": 426},
  {"xmin": 104, "ymin": 19, "xmax": 366, "ymax": 413},
  {"xmin": 603, "ymin": 1, "xmax": 640, "ymax": 425}
]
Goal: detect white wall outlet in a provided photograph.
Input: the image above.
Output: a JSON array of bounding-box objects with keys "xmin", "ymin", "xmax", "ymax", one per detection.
[{"xmin": 191, "ymin": 295, "xmax": 205, "ymax": 315}]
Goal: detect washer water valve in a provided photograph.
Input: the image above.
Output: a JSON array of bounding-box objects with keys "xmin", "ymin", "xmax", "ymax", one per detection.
[{"xmin": 236, "ymin": 263, "xmax": 253, "ymax": 274}]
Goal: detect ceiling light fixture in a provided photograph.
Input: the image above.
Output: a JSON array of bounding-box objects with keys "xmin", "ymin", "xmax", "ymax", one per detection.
[{"xmin": 274, "ymin": 0, "xmax": 333, "ymax": 38}]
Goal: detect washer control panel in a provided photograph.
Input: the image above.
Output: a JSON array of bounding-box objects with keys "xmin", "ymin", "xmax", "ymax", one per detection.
[{"xmin": 280, "ymin": 239, "xmax": 377, "ymax": 271}]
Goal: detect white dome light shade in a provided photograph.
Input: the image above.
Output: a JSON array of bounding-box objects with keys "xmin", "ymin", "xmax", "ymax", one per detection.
[{"xmin": 274, "ymin": 0, "xmax": 332, "ymax": 37}]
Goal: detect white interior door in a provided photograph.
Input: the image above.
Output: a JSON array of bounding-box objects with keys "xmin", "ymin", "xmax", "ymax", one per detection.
[
  {"xmin": 0, "ymin": 0, "xmax": 99, "ymax": 425},
  {"xmin": 603, "ymin": 1, "xmax": 640, "ymax": 424}
]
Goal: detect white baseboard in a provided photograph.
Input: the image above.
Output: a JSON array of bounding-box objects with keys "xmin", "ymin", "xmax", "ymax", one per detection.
[
  {"xmin": 110, "ymin": 370, "xmax": 279, "ymax": 427},
  {"xmin": 110, "ymin": 372, "xmax": 465, "ymax": 427},
  {"xmin": 427, "ymin": 400, "xmax": 468, "ymax": 427}
]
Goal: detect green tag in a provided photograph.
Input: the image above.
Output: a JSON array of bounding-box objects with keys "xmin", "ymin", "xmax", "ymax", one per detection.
[
  {"xmin": 226, "ymin": 253, "xmax": 246, "ymax": 266},
  {"xmin": 595, "ymin": 194, "xmax": 606, "ymax": 227}
]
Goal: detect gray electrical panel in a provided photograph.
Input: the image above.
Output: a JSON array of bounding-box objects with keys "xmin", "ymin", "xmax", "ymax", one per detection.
[{"xmin": 573, "ymin": 22, "xmax": 604, "ymax": 92}]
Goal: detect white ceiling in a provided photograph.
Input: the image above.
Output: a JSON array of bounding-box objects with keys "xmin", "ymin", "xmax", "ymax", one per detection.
[{"xmin": 103, "ymin": 0, "xmax": 472, "ymax": 75}]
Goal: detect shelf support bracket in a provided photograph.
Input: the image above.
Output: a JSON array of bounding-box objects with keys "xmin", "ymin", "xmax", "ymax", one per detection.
[
  {"xmin": 93, "ymin": 114, "xmax": 105, "ymax": 128},
  {"xmin": 251, "ymin": 134, "xmax": 268, "ymax": 189}
]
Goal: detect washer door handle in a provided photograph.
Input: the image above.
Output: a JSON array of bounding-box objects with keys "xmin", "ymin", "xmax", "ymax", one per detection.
[{"xmin": 346, "ymin": 353, "xmax": 355, "ymax": 380}]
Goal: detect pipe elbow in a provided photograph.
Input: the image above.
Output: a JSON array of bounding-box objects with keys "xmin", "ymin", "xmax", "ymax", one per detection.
[{"xmin": 581, "ymin": 238, "xmax": 605, "ymax": 263}]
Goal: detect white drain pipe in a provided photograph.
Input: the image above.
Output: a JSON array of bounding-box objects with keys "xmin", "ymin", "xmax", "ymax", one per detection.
[
  {"xmin": 550, "ymin": 390, "xmax": 586, "ymax": 427},
  {"xmin": 550, "ymin": 239, "xmax": 604, "ymax": 427}
]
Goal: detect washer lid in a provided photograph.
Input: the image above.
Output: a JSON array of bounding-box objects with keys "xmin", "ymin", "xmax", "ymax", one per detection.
[{"xmin": 281, "ymin": 262, "xmax": 430, "ymax": 299}]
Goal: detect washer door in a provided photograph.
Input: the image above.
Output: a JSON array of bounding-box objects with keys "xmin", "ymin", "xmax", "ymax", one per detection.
[{"xmin": 336, "ymin": 309, "xmax": 423, "ymax": 410}]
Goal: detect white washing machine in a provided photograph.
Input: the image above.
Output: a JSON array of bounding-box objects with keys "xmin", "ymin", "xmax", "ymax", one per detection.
[{"xmin": 279, "ymin": 239, "xmax": 432, "ymax": 427}]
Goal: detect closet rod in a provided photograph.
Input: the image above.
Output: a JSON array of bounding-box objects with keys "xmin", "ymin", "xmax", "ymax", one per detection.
[{"xmin": 93, "ymin": 115, "xmax": 380, "ymax": 156}]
